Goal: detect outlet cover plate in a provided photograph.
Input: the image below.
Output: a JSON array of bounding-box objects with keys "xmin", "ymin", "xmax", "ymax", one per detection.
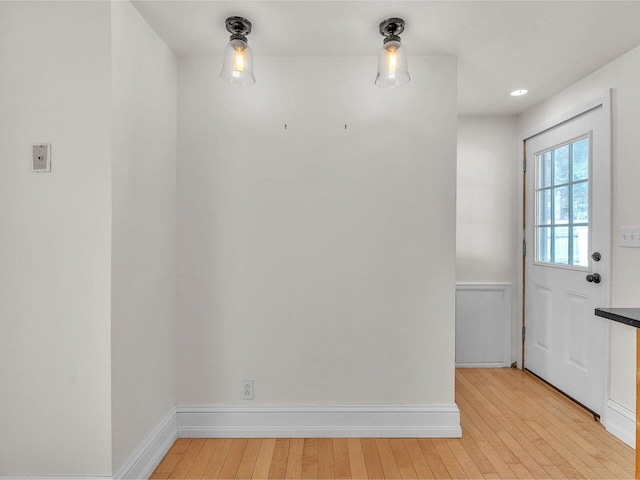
[
  {"xmin": 242, "ymin": 380, "xmax": 254, "ymax": 400},
  {"xmin": 33, "ymin": 144, "xmax": 51, "ymax": 172}
]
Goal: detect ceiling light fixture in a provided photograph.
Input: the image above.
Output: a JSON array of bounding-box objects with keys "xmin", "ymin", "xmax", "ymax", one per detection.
[
  {"xmin": 220, "ymin": 16, "xmax": 255, "ymax": 86},
  {"xmin": 375, "ymin": 18, "xmax": 410, "ymax": 88},
  {"xmin": 510, "ymin": 89, "xmax": 528, "ymax": 96}
]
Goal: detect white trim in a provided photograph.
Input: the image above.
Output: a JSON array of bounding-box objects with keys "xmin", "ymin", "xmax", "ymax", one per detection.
[
  {"xmin": 113, "ymin": 406, "xmax": 178, "ymax": 480},
  {"xmin": 456, "ymin": 362, "xmax": 506, "ymax": 368},
  {"xmin": 455, "ymin": 283, "xmax": 512, "ymax": 368},
  {"xmin": 0, "ymin": 478, "xmax": 110, "ymax": 480},
  {"xmin": 603, "ymin": 400, "xmax": 635, "ymax": 448},
  {"xmin": 177, "ymin": 404, "xmax": 462, "ymax": 438},
  {"xmin": 518, "ymin": 91, "xmax": 612, "ymax": 144}
]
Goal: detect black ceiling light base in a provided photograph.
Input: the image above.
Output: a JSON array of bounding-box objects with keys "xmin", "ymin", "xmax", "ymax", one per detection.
[
  {"xmin": 225, "ymin": 16, "xmax": 252, "ymax": 42},
  {"xmin": 379, "ymin": 17, "xmax": 405, "ymax": 43}
]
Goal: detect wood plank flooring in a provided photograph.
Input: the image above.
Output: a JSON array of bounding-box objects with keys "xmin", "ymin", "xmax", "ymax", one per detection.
[{"xmin": 151, "ymin": 369, "xmax": 634, "ymax": 479}]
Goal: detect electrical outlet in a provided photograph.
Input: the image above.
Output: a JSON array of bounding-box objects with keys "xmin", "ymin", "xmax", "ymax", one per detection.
[
  {"xmin": 32, "ymin": 144, "xmax": 51, "ymax": 172},
  {"xmin": 620, "ymin": 227, "xmax": 640, "ymax": 248},
  {"xmin": 242, "ymin": 380, "xmax": 254, "ymax": 400}
]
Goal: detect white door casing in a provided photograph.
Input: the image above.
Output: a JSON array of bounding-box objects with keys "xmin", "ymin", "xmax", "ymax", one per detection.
[{"xmin": 520, "ymin": 92, "xmax": 612, "ymax": 416}]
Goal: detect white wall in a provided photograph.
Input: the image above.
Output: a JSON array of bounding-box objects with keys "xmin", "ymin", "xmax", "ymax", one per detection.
[
  {"xmin": 457, "ymin": 116, "xmax": 518, "ymax": 283},
  {"xmin": 111, "ymin": 1, "xmax": 177, "ymax": 474},
  {"xmin": 0, "ymin": 1, "xmax": 112, "ymax": 475},
  {"xmin": 456, "ymin": 116, "xmax": 518, "ymax": 360},
  {"xmin": 518, "ymin": 45, "xmax": 640, "ymax": 412},
  {"xmin": 177, "ymin": 56, "xmax": 457, "ymax": 406}
]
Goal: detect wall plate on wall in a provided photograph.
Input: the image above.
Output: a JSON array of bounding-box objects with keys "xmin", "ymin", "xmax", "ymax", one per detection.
[
  {"xmin": 33, "ymin": 144, "xmax": 51, "ymax": 172},
  {"xmin": 620, "ymin": 227, "xmax": 640, "ymax": 248}
]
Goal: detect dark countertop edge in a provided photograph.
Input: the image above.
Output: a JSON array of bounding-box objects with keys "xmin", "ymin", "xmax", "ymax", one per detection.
[{"xmin": 595, "ymin": 308, "xmax": 640, "ymax": 329}]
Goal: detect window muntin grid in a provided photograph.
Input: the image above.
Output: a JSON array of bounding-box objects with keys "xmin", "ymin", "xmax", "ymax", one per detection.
[{"xmin": 534, "ymin": 136, "xmax": 589, "ymax": 267}]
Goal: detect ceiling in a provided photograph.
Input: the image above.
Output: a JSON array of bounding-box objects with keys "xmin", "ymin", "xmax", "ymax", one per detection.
[{"xmin": 132, "ymin": 1, "xmax": 640, "ymax": 115}]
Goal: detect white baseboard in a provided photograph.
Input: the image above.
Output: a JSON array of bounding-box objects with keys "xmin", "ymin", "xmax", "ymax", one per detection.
[
  {"xmin": 5, "ymin": 404, "xmax": 460, "ymax": 479},
  {"xmin": 603, "ymin": 400, "xmax": 635, "ymax": 448},
  {"xmin": 113, "ymin": 406, "xmax": 178, "ymax": 480},
  {"xmin": 0, "ymin": 477, "xmax": 110, "ymax": 480},
  {"xmin": 177, "ymin": 404, "xmax": 462, "ymax": 438},
  {"xmin": 455, "ymin": 362, "xmax": 506, "ymax": 368}
]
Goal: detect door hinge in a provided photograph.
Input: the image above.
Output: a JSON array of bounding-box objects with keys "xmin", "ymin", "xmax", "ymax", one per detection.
[
  {"xmin": 522, "ymin": 241, "xmax": 527, "ymax": 256},
  {"xmin": 523, "ymin": 158, "xmax": 527, "ymax": 172},
  {"xmin": 522, "ymin": 326, "xmax": 526, "ymax": 340}
]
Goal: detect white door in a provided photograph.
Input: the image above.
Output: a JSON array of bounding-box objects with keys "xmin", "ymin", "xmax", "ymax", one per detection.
[{"xmin": 524, "ymin": 102, "xmax": 611, "ymax": 415}]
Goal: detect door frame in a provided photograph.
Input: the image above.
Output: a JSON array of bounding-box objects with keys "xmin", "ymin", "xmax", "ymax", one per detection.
[{"xmin": 515, "ymin": 90, "xmax": 612, "ymax": 418}]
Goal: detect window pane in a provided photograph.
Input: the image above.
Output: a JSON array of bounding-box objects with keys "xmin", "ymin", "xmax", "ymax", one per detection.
[
  {"xmin": 538, "ymin": 151, "xmax": 552, "ymax": 188},
  {"xmin": 553, "ymin": 226, "xmax": 569, "ymax": 264},
  {"xmin": 537, "ymin": 227, "xmax": 551, "ymax": 263},
  {"xmin": 533, "ymin": 138, "xmax": 590, "ymax": 267},
  {"xmin": 554, "ymin": 145, "xmax": 569, "ymax": 185},
  {"xmin": 573, "ymin": 181, "xmax": 589, "ymax": 222},
  {"xmin": 554, "ymin": 186, "xmax": 569, "ymax": 224},
  {"xmin": 538, "ymin": 189, "xmax": 551, "ymax": 225},
  {"xmin": 573, "ymin": 226, "xmax": 589, "ymax": 266},
  {"xmin": 572, "ymin": 138, "xmax": 589, "ymax": 181}
]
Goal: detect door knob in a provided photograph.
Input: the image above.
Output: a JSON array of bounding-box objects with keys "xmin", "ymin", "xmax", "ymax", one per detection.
[
  {"xmin": 586, "ymin": 273, "xmax": 601, "ymax": 284},
  {"xmin": 591, "ymin": 252, "xmax": 601, "ymax": 261}
]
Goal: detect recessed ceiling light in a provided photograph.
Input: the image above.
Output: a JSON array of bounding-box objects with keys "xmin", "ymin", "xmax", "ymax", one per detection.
[{"xmin": 511, "ymin": 89, "xmax": 528, "ymax": 96}]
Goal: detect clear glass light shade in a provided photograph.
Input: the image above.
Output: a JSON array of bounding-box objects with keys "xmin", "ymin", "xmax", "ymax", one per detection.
[
  {"xmin": 375, "ymin": 40, "xmax": 410, "ymax": 88},
  {"xmin": 220, "ymin": 38, "xmax": 255, "ymax": 86}
]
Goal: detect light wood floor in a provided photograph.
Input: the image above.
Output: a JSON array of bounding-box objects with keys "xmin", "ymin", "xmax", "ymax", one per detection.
[{"xmin": 151, "ymin": 369, "xmax": 634, "ymax": 479}]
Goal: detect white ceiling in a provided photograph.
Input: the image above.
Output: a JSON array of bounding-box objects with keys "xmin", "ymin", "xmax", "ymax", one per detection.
[{"xmin": 132, "ymin": 1, "xmax": 640, "ymax": 115}]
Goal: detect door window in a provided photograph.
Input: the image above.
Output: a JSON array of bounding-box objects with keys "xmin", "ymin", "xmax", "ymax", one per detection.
[{"xmin": 535, "ymin": 136, "xmax": 590, "ymax": 267}]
